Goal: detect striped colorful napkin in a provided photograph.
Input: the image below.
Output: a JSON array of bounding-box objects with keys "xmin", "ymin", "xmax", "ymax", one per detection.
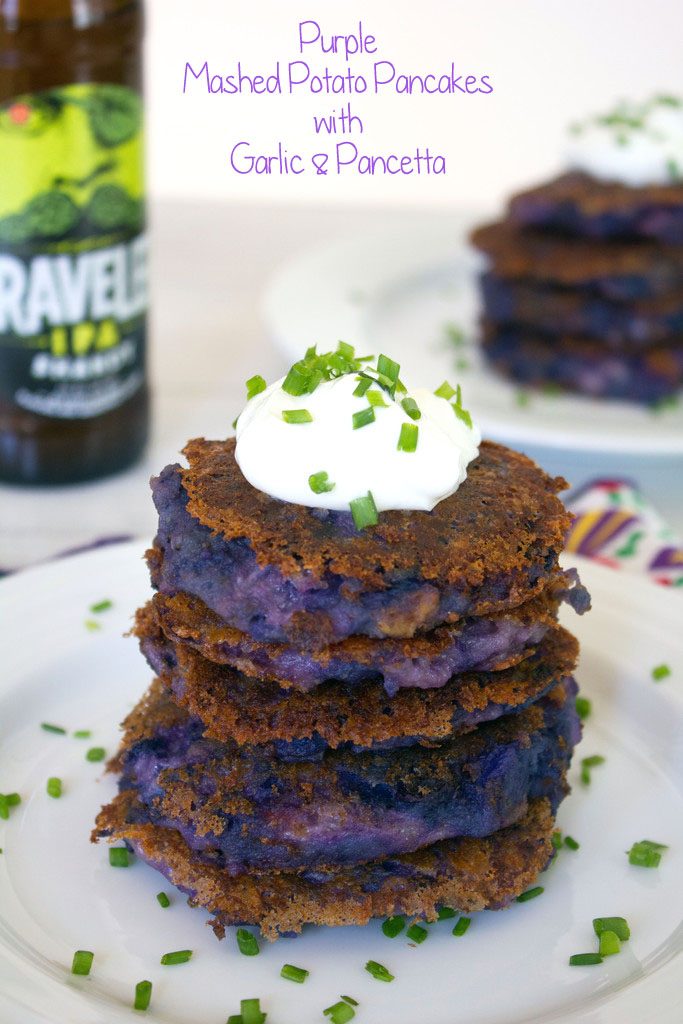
[{"xmin": 566, "ymin": 480, "xmax": 683, "ymax": 588}]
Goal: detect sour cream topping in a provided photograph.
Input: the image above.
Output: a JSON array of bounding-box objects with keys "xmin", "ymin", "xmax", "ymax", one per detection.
[
  {"xmin": 235, "ymin": 366, "xmax": 480, "ymax": 512},
  {"xmin": 566, "ymin": 96, "xmax": 683, "ymax": 187}
]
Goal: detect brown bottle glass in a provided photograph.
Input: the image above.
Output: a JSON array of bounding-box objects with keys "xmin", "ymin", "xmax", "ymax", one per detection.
[{"xmin": 0, "ymin": 0, "xmax": 149, "ymax": 484}]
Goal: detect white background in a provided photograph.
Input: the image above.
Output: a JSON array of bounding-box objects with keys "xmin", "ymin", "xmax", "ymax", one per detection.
[{"xmin": 146, "ymin": 0, "xmax": 682, "ymax": 211}]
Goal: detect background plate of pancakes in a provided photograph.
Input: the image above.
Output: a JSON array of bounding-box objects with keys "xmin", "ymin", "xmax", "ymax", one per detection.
[
  {"xmin": 263, "ymin": 216, "xmax": 683, "ymax": 455},
  {"xmin": 0, "ymin": 541, "xmax": 681, "ymax": 1024}
]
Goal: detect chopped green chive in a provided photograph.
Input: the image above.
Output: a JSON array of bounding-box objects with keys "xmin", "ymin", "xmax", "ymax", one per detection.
[
  {"xmin": 652, "ymin": 663, "xmax": 671, "ymax": 681},
  {"xmin": 280, "ymin": 963, "xmax": 309, "ymax": 984},
  {"xmin": 397, "ymin": 422, "xmax": 418, "ymax": 453},
  {"xmin": 109, "ymin": 847, "xmax": 130, "ymax": 868},
  {"xmin": 352, "ymin": 406, "xmax": 375, "ymax": 430},
  {"xmin": 551, "ymin": 831, "xmax": 563, "ymax": 851},
  {"xmin": 593, "ymin": 917, "xmax": 630, "ymax": 941},
  {"xmin": 46, "ymin": 777, "xmax": 62, "ymax": 799},
  {"xmin": 382, "ymin": 915, "xmax": 405, "ymax": 937},
  {"xmin": 452, "ymin": 384, "xmax": 473, "ymax": 428},
  {"xmin": 350, "ymin": 492, "xmax": 378, "ymax": 530},
  {"xmin": 516, "ymin": 886, "xmax": 544, "ymax": 903},
  {"xmin": 89, "ymin": 599, "xmax": 113, "ymax": 614},
  {"xmin": 444, "ymin": 322, "xmax": 465, "ymax": 347},
  {"xmin": 246, "ymin": 375, "xmax": 267, "ymax": 400},
  {"xmin": 41, "ymin": 723, "xmax": 66, "ymax": 735},
  {"xmin": 236, "ymin": 927, "xmax": 260, "ymax": 956},
  {"xmin": 134, "ymin": 980, "xmax": 152, "ymax": 1011},
  {"xmin": 323, "ymin": 1000, "xmax": 355, "ymax": 1023},
  {"xmin": 580, "ymin": 754, "xmax": 605, "ymax": 785},
  {"xmin": 282, "ymin": 408, "xmax": 312, "ymax": 424},
  {"xmin": 71, "ymin": 949, "xmax": 94, "ymax": 976},
  {"xmin": 406, "ymin": 923, "xmax": 428, "ymax": 944},
  {"xmin": 160, "ymin": 950, "xmax": 192, "ymax": 966},
  {"xmin": 627, "ymin": 839, "xmax": 668, "ymax": 868},
  {"xmin": 452, "ymin": 916, "xmax": 471, "ymax": 936},
  {"xmin": 340, "ymin": 996, "xmax": 359, "ymax": 1007},
  {"xmin": 434, "ymin": 380, "xmax": 456, "ymax": 400},
  {"xmin": 365, "ymin": 960, "xmax": 394, "ymax": 982},
  {"xmin": 598, "ymin": 931, "xmax": 621, "ymax": 957},
  {"xmin": 0, "ymin": 797, "xmax": 8, "ymax": 821},
  {"xmin": 377, "ymin": 354, "xmax": 400, "ymax": 385},
  {"xmin": 564, "ymin": 835, "xmax": 580, "ymax": 851},
  {"xmin": 6, "ymin": 793, "xmax": 20, "ymax": 806},
  {"xmin": 337, "ymin": 341, "xmax": 355, "ymax": 361},
  {"xmin": 73, "ymin": 730, "xmax": 92, "ymax": 739},
  {"xmin": 366, "ymin": 389, "xmax": 388, "ymax": 408},
  {"xmin": 156, "ymin": 891, "xmax": 171, "ymax": 908},
  {"xmin": 240, "ymin": 997, "xmax": 266, "ymax": 1024},
  {"xmin": 437, "ymin": 906, "xmax": 457, "ymax": 920},
  {"xmin": 569, "ymin": 953, "xmax": 603, "ymax": 967},
  {"xmin": 401, "ymin": 396, "xmax": 421, "ymax": 420},
  {"xmin": 282, "ymin": 365, "xmax": 310, "ymax": 396},
  {"xmin": 86, "ymin": 747, "xmax": 106, "ymax": 762},
  {"xmin": 353, "ymin": 377, "xmax": 372, "ymax": 397},
  {"xmin": 84, "ymin": 619, "xmax": 101, "ymax": 632},
  {"xmin": 575, "ymin": 696, "xmax": 592, "ymax": 721},
  {"xmin": 309, "ymin": 471, "xmax": 335, "ymax": 494}
]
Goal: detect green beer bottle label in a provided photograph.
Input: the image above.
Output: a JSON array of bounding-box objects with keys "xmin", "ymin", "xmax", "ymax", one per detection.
[{"xmin": 0, "ymin": 83, "xmax": 146, "ymax": 419}]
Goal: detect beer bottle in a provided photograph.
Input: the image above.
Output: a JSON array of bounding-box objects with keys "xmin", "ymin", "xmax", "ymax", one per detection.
[{"xmin": 0, "ymin": 0, "xmax": 149, "ymax": 484}]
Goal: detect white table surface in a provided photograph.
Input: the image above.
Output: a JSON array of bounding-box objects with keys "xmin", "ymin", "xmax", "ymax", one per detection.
[{"xmin": 1, "ymin": 199, "xmax": 682, "ymax": 572}]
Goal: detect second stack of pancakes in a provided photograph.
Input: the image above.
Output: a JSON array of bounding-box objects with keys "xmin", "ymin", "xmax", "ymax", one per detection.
[
  {"xmin": 471, "ymin": 169, "xmax": 683, "ymax": 403},
  {"xmin": 98, "ymin": 435, "xmax": 590, "ymax": 939}
]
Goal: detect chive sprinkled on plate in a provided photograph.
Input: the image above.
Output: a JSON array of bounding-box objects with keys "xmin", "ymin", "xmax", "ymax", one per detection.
[
  {"xmin": 593, "ymin": 917, "xmax": 630, "ymax": 941},
  {"xmin": 156, "ymin": 891, "xmax": 170, "ymax": 908},
  {"xmin": 598, "ymin": 931, "xmax": 621, "ymax": 957},
  {"xmin": 516, "ymin": 886, "xmax": 544, "ymax": 903},
  {"xmin": 352, "ymin": 406, "xmax": 375, "ymax": 430},
  {"xmin": 381, "ymin": 915, "xmax": 405, "ymax": 937},
  {"xmin": 71, "ymin": 950, "xmax": 94, "ymax": 976},
  {"xmin": 350, "ymin": 492, "xmax": 378, "ymax": 530},
  {"xmin": 652, "ymin": 663, "xmax": 671, "ymax": 681},
  {"xmin": 89, "ymin": 599, "xmax": 113, "ymax": 614},
  {"xmin": 280, "ymin": 963, "xmax": 309, "ymax": 983},
  {"xmin": 564, "ymin": 835, "xmax": 580, "ymax": 851},
  {"xmin": 575, "ymin": 697, "xmax": 591, "ymax": 720},
  {"xmin": 236, "ymin": 927, "xmax": 260, "ymax": 956},
  {"xmin": 73, "ymin": 730, "xmax": 91, "ymax": 739},
  {"xmin": 86, "ymin": 746, "xmax": 106, "ymax": 762},
  {"xmin": 580, "ymin": 754, "xmax": 605, "ymax": 785},
  {"xmin": 323, "ymin": 1000, "xmax": 355, "ymax": 1023},
  {"xmin": 569, "ymin": 953, "xmax": 603, "ymax": 967},
  {"xmin": 406, "ymin": 922, "xmax": 428, "ymax": 944},
  {"xmin": 46, "ymin": 777, "xmax": 62, "ymax": 798},
  {"xmin": 134, "ymin": 980, "xmax": 153, "ymax": 1011},
  {"xmin": 0, "ymin": 797, "xmax": 8, "ymax": 821},
  {"xmin": 109, "ymin": 847, "xmax": 130, "ymax": 867},
  {"xmin": 437, "ymin": 906, "xmax": 456, "ymax": 920},
  {"xmin": 41, "ymin": 723, "xmax": 66, "ymax": 735},
  {"xmin": 340, "ymin": 996, "xmax": 359, "ymax": 1007},
  {"xmin": 627, "ymin": 839, "xmax": 668, "ymax": 867},
  {"xmin": 84, "ymin": 619, "xmax": 101, "ymax": 632},
  {"xmin": 401, "ymin": 396, "xmax": 421, "ymax": 420},
  {"xmin": 239, "ymin": 997, "xmax": 266, "ymax": 1024},
  {"xmin": 365, "ymin": 960, "xmax": 394, "ymax": 982},
  {"xmin": 282, "ymin": 408, "xmax": 313, "ymax": 425},
  {"xmin": 452, "ymin": 916, "xmax": 471, "ymax": 936},
  {"xmin": 160, "ymin": 949, "xmax": 192, "ymax": 966},
  {"xmin": 6, "ymin": 793, "xmax": 20, "ymax": 806},
  {"xmin": 246, "ymin": 375, "xmax": 267, "ymax": 400},
  {"xmin": 551, "ymin": 831, "xmax": 563, "ymax": 851},
  {"xmin": 309, "ymin": 471, "xmax": 335, "ymax": 494},
  {"xmin": 397, "ymin": 422, "xmax": 418, "ymax": 452}
]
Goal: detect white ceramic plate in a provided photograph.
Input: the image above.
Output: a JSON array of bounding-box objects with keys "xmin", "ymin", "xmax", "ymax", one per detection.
[
  {"xmin": 0, "ymin": 541, "xmax": 682, "ymax": 1024},
  {"xmin": 262, "ymin": 220, "xmax": 683, "ymax": 455}
]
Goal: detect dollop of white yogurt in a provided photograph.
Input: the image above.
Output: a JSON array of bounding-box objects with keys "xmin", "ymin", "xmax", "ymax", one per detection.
[
  {"xmin": 566, "ymin": 97, "xmax": 683, "ymax": 187},
  {"xmin": 235, "ymin": 371, "xmax": 480, "ymax": 512}
]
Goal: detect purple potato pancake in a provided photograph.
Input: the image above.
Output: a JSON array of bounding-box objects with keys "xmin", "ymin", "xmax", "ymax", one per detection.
[
  {"xmin": 109, "ymin": 680, "xmax": 578, "ymax": 873},
  {"xmin": 135, "ymin": 610, "xmax": 578, "ymax": 754},
  {"xmin": 140, "ymin": 570, "xmax": 586, "ymax": 694},
  {"xmin": 481, "ymin": 272, "xmax": 683, "ymax": 348},
  {"xmin": 482, "ymin": 322, "xmax": 683, "ymax": 403},
  {"xmin": 471, "ymin": 220, "xmax": 683, "ymax": 300},
  {"xmin": 93, "ymin": 793, "xmax": 558, "ymax": 940},
  {"xmin": 149, "ymin": 438, "xmax": 576, "ymax": 647},
  {"xmin": 508, "ymin": 171, "xmax": 683, "ymax": 244}
]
